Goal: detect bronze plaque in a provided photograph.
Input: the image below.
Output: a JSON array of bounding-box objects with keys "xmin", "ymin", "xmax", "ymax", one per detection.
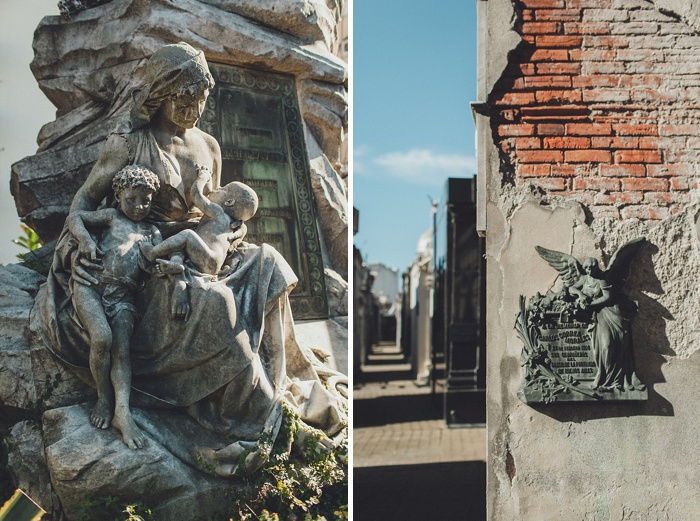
[
  {"xmin": 515, "ymin": 240, "xmax": 649, "ymax": 404},
  {"xmin": 199, "ymin": 63, "xmax": 328, "ymax": 319}
]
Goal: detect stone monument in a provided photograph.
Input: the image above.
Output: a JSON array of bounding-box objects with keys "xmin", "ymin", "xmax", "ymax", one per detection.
[{"xmin": 2, "ymin": 2, "xmax": 348, "ymax": 519}]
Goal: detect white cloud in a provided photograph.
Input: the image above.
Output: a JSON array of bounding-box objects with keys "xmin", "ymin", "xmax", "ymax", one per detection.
[{"xmin": 373, "ymin": 148, "xmax": 476, "ymax": 185}]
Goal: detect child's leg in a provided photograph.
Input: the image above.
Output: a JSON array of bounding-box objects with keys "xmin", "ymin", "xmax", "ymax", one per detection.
[
  {"xmin": 141, "ymin": 229, "xmax": 217, "ymax": 272},
  {"xmin": 109, "ymin": 310, "xmax": 146, "ymax": 449},
  {"xmin": 72, "ymin": 284, "xmax": 113, "ymax": 429}
]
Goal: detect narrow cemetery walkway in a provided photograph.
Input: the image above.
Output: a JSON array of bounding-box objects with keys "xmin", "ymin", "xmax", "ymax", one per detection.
[{"xmin": 353, "ymin": 347, "xmax": 487, "ymax": 520}]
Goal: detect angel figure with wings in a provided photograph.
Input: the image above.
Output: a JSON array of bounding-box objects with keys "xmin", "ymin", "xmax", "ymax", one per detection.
[{"xmin": 536, "ymin": 238, "xmax": 647, "ymax": 393}]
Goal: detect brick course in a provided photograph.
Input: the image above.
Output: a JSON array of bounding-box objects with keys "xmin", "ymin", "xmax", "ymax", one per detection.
[{"xmin": 490, "ymin": 0, "xmax": 700, "ymax": 222}]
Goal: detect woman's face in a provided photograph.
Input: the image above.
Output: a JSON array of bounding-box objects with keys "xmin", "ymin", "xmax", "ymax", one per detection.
[{"xmin": 161, "ymin": 88, "xmax": 209, "ymax": 130}]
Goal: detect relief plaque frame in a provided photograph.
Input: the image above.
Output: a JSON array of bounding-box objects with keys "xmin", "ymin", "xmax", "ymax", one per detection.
[
  {"xmin": 515, "ymin": 240, "xmax": 648, "ymax": 404},
  {"xmin": 198, "ymin": 63, "xmax": 329, "ymax": 320}
]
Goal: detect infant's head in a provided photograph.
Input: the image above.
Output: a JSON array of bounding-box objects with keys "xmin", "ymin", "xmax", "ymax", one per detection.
[
  {"xmin": 112, "ymin": 165, "xmax": 160, "ymax": 222},
  {"xmin": 208, "ymin": 181, "xmax": 258, "ymax": 222}
]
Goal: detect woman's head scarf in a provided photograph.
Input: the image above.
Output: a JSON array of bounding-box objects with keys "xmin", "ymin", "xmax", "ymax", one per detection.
[{"xmin": 117, "ymin": 42, "xmax": 215, "ymax": 133}]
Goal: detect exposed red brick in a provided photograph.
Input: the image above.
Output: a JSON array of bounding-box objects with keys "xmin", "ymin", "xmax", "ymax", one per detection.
[
  {"xmin": 519, "ymin": 75, "xmax": 573, "ymax": 88},
  {"xmin": 519, "ymin": 164, "xmax": 552, "ymax": 177},
  {"xmin": 620, "ymin": 205, "xmax": 670, "ymax": 220},
  {"xmin": 565, "ymin": 150, "xmax": 612, "ymax": 163},
  {"xmin": 566, "ymin": 0, "xmax": 610, "ymax": 7},
  {"xmin": 518, "ymin": 150, "xmax": 564, "ymax": 163},
  {"xmin": 536, "ymin": 90, "xmax": 582, "ymax": 103},
  {"xmin": 573, "ymin": 177, "xmax": 621, "ymax": 191},
  {"xmin": 621, "ymin": 177, "xmax": 669, "ymax": 191},
  {"xmin": 521, "ymin": 105, "xmax": 588, "ymax": 121},
  {"xmin": 591, "ymin": 136, "xmax": 639, "ymax": 149},
  {"xmin": 521, "ymin": 0, "xmax": 565, "ymax": 7},
  {"xmin": 496, "ymin": 92, "xmax": 536, "ymax": 105},
  {"xmin": 572, "ymin": 75, "xmax": 619, "ymax": 88},
  {"xmin": 537, "ymin": 9, "xmax": 581, "ymax": 22},
  {"xmin": 614, "ymin": 124, "xmax": 658, "ymax": 136},
  {"xmin": 582, "ymin": 89, "xmax": 631, "ymax": 103},
  {"xmin": 670, "ymin": 177, "xmax": 690, "ymax": 190},
  {"xmin": 643, "ymin": 192, "xmax": 674, "ymax": 204},
  {"xmin": 600, "ymin": 164, "xmax": 646, "ymax": 177},
  {"xmin": 615, "ymin": 150, "xmax": 662, "ymax": 163},
  {"xmin": 594, "ymin": 191, "xmax": 644, "ymax": 205},
  {"xmin": 648, "ymin": 164, "xmax": 695, "ymax": 178},
  {"xmin": 564, "ymin": 22, "xmax": 609, "ymax": 35},
  {"xmin": 521, "ymin": 64, "xmax": 538, "ymax": 76},
  {"xmin": 551, "ymin": 164, "xmax": 595, "ymax": 177},
  {"xmin": 617, "ymin": 49, "xmax": 664, "ymax": 61},
  {"xmin": 566, "ymin": 123, "xmax": 612, "ymax": 135},
  {"xmin": 537, "ymin": 35, "xmax": 583, "ymax": 48},
  {"xmin": 584, "ymin": 62, "xmax": 626, "ymax": 74},
  {"xmin": 590, "ymin": 206, "xmax": 621, "ymax": 219},
  {"xmin": 534, "ymin": 178, "xmax": 567, "ymax": 191},
  {"xmin": 522, "ymin": 22, "xmax": 562, "ymax": 34},
  {"xmin": 631, "ymin": 88, "xmax": 680, "ymax": 103},
  {"xmin": 498, "ymin": 124, "xmax": 536, "ymax": 137},
  {"xmin": 639, "ymin": 136, "xmax": 685, "ymax": 150},
  {"xmin": 544, "ymin": 136, "xmax": 591, "ymax": 149},
  {"xmin": 569, "ymin": 49, "xmax": 617, "ymax": 61},
  {"xmin": 559, "ymin": 191, "xmax": 596, "ymax": 205},
  {"xmin": 582, "ymin": 35, "xmax": 630, "ymax": 48},
  {"xmin": 530, "ymin": 49, "xmax": 570, "ymax": 61},
  {"xmin": 536, "ymin": 62, "xmax": 582, "ymax": 75},
  {"xmin": 611, "ymin": 22, "xmax": 662, "ymax": 35},
  {"xmin": 618, "ymin": 74, "xmax": 664, "ymax": 88},
  {"xmin": 537, "ymin": 124, "xmax": 566, "ymax": 135},
  {"xmin": 514, "ymin": 137, "xmax": 542, "ymax": 149}
]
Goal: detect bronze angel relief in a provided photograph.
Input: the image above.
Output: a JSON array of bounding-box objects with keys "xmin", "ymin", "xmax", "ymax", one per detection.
[{"xmin": 515, "ymin": 238, "xmax": 648, "ymax": 403}]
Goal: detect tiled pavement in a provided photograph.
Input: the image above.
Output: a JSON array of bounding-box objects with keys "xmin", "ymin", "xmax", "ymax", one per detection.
[{"xmin": 353, "ymin": 378, "xmax": 487, "ymax": 520}]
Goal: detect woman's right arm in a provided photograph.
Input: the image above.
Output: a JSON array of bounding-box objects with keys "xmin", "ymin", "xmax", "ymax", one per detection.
[{"xmin": 68, "ymin": 134, "xmax": 130, "ymax": 218}]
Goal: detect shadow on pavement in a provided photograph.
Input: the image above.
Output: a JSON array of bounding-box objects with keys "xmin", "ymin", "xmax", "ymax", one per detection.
[
  {"xmin": 354, "ymin": 392, "xmax": 442, "ymax": 427},
  {"xmin": 353, "ymin": 461, "xmax": 487, "ymax": 521}
]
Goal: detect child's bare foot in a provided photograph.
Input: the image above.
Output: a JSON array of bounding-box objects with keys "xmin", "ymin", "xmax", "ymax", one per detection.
[
  {"xmin": 156, "ymin": 258, "xmax": 185, "ymax": 275},
  {"xmin": 113, "ymin": 411, "xmax": 146, "ymax": 450},
  {"xmin": 90, "ymin": 397, "xmax": 112, "ymax": 429}
]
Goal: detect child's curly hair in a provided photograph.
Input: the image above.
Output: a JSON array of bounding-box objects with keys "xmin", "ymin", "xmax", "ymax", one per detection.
[{"xmin": 112, "ymin": 165, "xmax": 160, "ymax": 196}]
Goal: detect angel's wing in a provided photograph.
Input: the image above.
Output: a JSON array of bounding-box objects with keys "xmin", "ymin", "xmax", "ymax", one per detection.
[
  {"xmin": 535, "ymin": 246, "xmax": 583, "ymax": 287},
  {"xmin": 604, "ymin": 237, "xmax": 646, "ymax": 289}
]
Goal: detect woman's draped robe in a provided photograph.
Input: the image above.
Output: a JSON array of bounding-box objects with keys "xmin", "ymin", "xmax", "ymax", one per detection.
[{"xmin": 31, "ymin": 128, "xmax": 347, "ymax": 476}]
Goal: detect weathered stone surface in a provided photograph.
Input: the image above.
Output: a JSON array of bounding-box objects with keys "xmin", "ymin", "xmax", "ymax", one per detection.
[
  {"xmin": 6, "ymin": 420, "xmax": 57, "ymax": 513},
  {"xmin": 42, "ymin": 404, "xmax": 243, "ymax": 520},
  {"xmin": 324, "ymin": 268, "xmax": 349, "ymax": 317},
  {"xmin": 11, "ymin": 0, "xmax": 348, "ymax": 279},
  {"xmin": 295, "ymin": 317, "xmax": 348, "ymax": 375},
  {"xmin": 0, "ymin": 264, "xmax": 92, "ymax": 412}
]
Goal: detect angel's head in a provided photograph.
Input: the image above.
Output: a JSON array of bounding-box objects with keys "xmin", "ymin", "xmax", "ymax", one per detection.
[{"xmin": 582, "ymin": 257, "xmax": 600, "ymax": 276}]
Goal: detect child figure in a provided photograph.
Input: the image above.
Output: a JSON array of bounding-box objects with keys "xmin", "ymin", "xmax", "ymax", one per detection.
[
  {"xmin": 68, "ymin": 165, "xmax": 162, "ymax": 449},
  {"xmin": 140, "ymin": 166, "xmax": 258, "ymax": 319}
]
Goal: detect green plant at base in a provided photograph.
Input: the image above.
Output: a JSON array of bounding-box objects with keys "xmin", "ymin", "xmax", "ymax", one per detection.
[
  {"xmin": 12, "ymin": 225, "xmax": 40, "ymax": 261},
  {"xmin": 231, "ymin": 403, "xmax": 348, "ymax": 521},
  {"xmin": 76, "ymin": 496, "xmax": 153, "ymax": 521}
]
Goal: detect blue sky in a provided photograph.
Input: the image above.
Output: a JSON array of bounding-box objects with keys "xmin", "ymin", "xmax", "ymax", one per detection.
[{"xmin": 353, "ymin": 0, "xmax": 478, "ymax": 272}]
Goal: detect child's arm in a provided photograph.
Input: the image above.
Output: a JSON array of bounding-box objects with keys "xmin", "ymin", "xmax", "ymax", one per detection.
[
  {"xmin": 191, "ymin": 166, "xmax": 226, "ymax": 221},
  {"xmin": 66, "ymin": 208, "xmax": 118, "ymax": 261}
]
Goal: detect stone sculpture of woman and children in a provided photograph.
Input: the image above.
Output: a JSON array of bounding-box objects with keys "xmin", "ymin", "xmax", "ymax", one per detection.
[{"xmin": 32, "ymin": 42, "xmax": 346, "ymax": 477}]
